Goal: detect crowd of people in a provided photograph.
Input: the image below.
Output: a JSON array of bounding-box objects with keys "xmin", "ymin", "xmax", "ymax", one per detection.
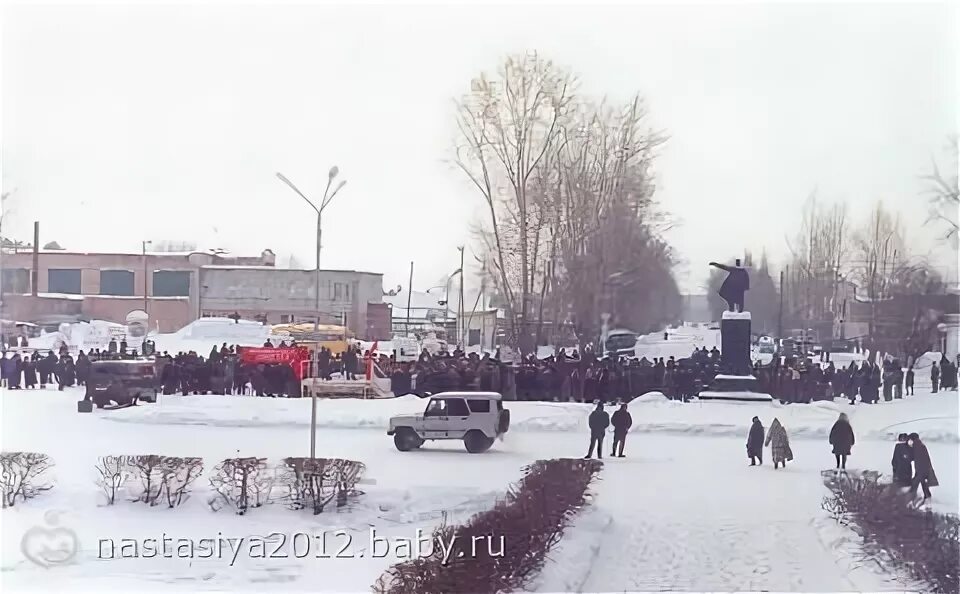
[
  {"xmin": 0, "ymin": 349, "xmax": 87, "ymax": 391},
  {"xmin": 754, "ymin": 352, "xmax": 959, "ymax": 405},
  {"xmin": 375, "ymin": 344, "xmax": 959, "ymax": 406},
  {"xmin": 373, "ymin": 345, "xmax": 727, "ymax": 402},
  {"xmin": 3, "ymin": 334, "xmax": 958, "ymax": 405}
]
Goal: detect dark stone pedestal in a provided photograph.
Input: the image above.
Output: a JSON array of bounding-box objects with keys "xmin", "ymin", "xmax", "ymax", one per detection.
[
  {"xmin": 720, "ymin": 312, "xmax": 752, "ymax": 376},
  {"xmin": 698, "ymin": 311, "xmax": 773, "ymax": 402}
]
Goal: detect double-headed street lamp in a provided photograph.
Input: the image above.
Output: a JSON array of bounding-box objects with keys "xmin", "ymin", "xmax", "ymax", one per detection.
[
  {"xmin": 275, "ymin": 167, "xmax": 346, "ymax": 332},
  {"xmin": 276, "ymin": 167, "xmax": 346, "ymax": 461}
]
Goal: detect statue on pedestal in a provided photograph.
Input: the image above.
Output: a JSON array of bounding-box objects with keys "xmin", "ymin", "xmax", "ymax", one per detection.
[{"xmin": 709, "ymin": 259, "xmax": 750, "ymax": 313}]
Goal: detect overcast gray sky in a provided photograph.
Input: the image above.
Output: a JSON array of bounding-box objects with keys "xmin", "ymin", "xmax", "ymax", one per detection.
[{"xmin": 3, "ymin": 1, "xmax": 957, "ymax": 294}]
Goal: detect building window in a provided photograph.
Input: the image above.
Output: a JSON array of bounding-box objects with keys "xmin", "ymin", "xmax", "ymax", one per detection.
[
  {"xmin": 48, "ymin": 269, "xmax": 82, "ymax": 294},
  {"xmin": 152, "ymin": 270, "xmax": 190, "ymax": 297},
  {"xmin": 333, "ymin": 282, "xmax": 343, "ymax": 300},
  {"xmin": 100, "ymin": 270, "xmax": 135, "ymax": 296},
  {"xmin": 280, "ymin": 314, "xmax": 293, "ymax": 323},
  {"xmin": 1, "ymin": 268, "xmax": 30, "ymax": 294}
]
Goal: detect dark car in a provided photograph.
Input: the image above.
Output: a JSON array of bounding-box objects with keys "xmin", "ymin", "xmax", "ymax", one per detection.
[{"xmin": 85, "ymin": 360, "xmax": 158, "ymax": 408}]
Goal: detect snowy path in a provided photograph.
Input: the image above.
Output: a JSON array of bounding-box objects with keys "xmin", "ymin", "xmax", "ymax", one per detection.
[{"xmin": 538, "ymin": 433, "xmax": 953, "ymax": 592}]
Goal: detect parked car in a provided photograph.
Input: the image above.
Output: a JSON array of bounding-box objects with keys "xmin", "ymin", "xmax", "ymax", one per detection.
[
  {"xmin": 85, "ymin": 360, "xmax": 158, "ymax": 408},
  {"xmin": 387, "ymin": 391, "xmax": 510, "ymax": 453}
]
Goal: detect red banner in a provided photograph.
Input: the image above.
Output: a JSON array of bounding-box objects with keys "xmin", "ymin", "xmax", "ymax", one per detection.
[{"xmin": 237, "ymin": 347, "xmax": 311, "ymax": 380}]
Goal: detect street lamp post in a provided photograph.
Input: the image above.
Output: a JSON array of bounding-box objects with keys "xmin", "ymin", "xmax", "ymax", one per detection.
[
  {"xmin": 276, "ymin": 167, "xmax": 346, "ymax": 331},
  {"xmin": 276, "ymin": 167, "xmax": 346, "ymax": 460}
]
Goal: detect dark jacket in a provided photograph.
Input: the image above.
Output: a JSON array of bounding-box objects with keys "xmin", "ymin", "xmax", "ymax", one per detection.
[
  {"xmin": 611, "ymin": 409, "xmax": 632, "ymax": 435},
  {"xmin": 891, "ymin": 443, "xmax": 913, "ymax": 483},
  {"xmin": 588, "ymin": 408, "xmax": 610, "ymax": 435},
  {"xmin": 829, "ymin": 420, "xmax": 855, "ymax": 455},
  {"xmin": 911, "ymin": 440, "xmax": 937, "ymax": 485},
  {"xmin": 747, "ymin": 420, "xmax": 764, "ymax": 457}
]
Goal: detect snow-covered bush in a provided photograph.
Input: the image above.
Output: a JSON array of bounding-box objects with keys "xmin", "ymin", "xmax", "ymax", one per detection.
[
  {"xmin": 208, "ymin": 457, "xmax": 272, "ymax": 514},
  {"xmin": 0, "ymin": 452, "xmax": 54, "ymax": 507},
  {"xmin": 276, "ymin": 457, "xmax": 365, "ymax": 515},
  {"xmin": 822, "ymin": 471, "xmax": 959, "ymax": 594},
  {"xmin": 373, "ymin": 458, "xmax": 602, "ymax": 594},
  {"xmin": 95, "ymin": 455, "xmax": 132, "ymax": 505},
  {"xmin": 124, "ymin": 455, "xmax": 204, "ymax": 508}
]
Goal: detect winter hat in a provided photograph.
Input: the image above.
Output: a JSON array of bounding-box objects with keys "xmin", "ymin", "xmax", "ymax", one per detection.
[
  {"xmin": 898, "ymin": 433, "xmax": 908, "ymax": 441},
  {"xmin": 908, "ymin": 432, "xmax": 920, "ymax": 441}
]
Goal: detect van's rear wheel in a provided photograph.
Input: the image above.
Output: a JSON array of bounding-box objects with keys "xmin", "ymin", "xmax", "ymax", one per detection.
[
  {"xmin": 464, "ymin": 431, "xmax": 494, "ymax": 453},
  {"xmin": 393, "ymin": 429, "xmax": 422, "ymax": 452}
]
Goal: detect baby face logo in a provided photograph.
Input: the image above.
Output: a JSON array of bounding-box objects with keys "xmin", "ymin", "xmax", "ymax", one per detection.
[{"xmin": 21, "ymin": 511, "xmax": 79, "ymax": 568}]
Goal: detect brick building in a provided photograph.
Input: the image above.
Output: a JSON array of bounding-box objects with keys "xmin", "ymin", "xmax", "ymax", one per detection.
[{"xmin": 1, "ymin": 247, "xmax": 389, "ymax": 338}]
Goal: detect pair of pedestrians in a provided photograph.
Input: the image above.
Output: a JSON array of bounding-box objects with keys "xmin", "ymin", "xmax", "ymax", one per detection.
[{"xmin": 584, "ymin": 402, "xmax": 632, "ymax": 459}]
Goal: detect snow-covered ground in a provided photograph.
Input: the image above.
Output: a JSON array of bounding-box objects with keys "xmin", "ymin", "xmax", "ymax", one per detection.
[{"xmin": 1, "ymin": 382, "xmax": 957, "ymax": 591}]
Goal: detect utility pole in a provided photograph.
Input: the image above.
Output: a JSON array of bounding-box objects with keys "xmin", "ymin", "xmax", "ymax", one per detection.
[
  {"xmin": 142, "ymin": 240, "xmax": 151, "ymax": 315},
  {"xmin": 458, "ymin": 246, "xmax": 465, "ymax": 346},
  {"xmin": 31, "ymin": 222, "xmax": 39, "ymax": 297},
  {"xmin": 778, "ymin": 269, "xmax": 784, "ymax": 339},
  {"xmin": 405, "ymin": 261, "xmax": 414, "ymax": 337}
]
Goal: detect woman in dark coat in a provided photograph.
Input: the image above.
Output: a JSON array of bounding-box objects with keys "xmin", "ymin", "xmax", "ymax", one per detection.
[
  {"xmin": 891, "ymin": 433, "xmax": 913, "ymax": 487},
  {"xmin": 829, "ymin": 412, "xmax": 855, "ymax": 469},
  {"xmin": 747, "ymin": 416, "xmax": 765, "ymax": 466}
]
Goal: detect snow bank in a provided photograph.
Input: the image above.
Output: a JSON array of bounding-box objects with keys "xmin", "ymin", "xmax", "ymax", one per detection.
[{"xmin": 97, "ymin": 389, "xmax": 960, "ymax": 443}]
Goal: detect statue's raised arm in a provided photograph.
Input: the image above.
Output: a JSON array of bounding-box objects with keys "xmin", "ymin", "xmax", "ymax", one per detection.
[{"xmin": 710, "ymin": 258, "xmax": 749, "ymax": 313}]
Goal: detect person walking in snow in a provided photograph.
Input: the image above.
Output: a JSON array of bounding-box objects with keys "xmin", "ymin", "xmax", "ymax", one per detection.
[
  {"xmin": 764, "ymin": 418, "xmax": 793, "ymax": 469},
  {"xmin": 891, "ymin": 433, "xmax": 913, "ymax": 487},
  {"xmin": 905, "ymin": 365, "xmax": 915, "ymax": 396},
  {"xmin": 829, "ymin": 412, "xmax": 855, "ymax": 470},
  {"xmin": 610, "ymin": 402, "xmax": 632, "ymax": 458},
  {"xmin": 584, "ymin": 402, "xmax": 610, "ymax": 460},
  {"xmin": 908, "ymin": 433, "xmax": 938, "ymax": 504},
  {"xmin": 747, "ymin": 416, "xmax": 764, "ymax": 466},
  {"xmin": 931, "ymin": 361, "xmax": 940, "ymax": 393}
]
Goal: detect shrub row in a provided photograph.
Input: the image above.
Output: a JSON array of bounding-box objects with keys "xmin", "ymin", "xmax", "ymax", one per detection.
[
  {"xmin": 1, "ymin": 452, "xmax": 364, "ymax": 514},
  {"xmin": 207, "ymin": 457, "xmax": 365, "ymax": 515},
  {"xmin": 1, "ymin": 452, "xmax": 53, "ymax": 508},
  {"xmin": 822, "ymin": 471, "xmax": 959, "ymax": 594},
  {"xmin": 373, "ymin": 458, "xmax": 602, "ymax": 594}
]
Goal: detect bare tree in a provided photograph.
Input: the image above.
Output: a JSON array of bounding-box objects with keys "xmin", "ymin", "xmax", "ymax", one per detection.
[
  {"xmin": 455, "ymin": 52, "xmax": 576, "ymax": 350},
  {"xmin": 784, "ymin": 194, "xmax": 850, "ymax": 327},
  {"xmin": 0, "ymin": 189, "xmax": 14, "ymax": 237},
  {"xmin": 853, "ymin": 201, "xmax": 906, "ymax": 302},
  {"xmin": 923, "ymin": 137, "xmax": 959, "ymax": 246}
]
